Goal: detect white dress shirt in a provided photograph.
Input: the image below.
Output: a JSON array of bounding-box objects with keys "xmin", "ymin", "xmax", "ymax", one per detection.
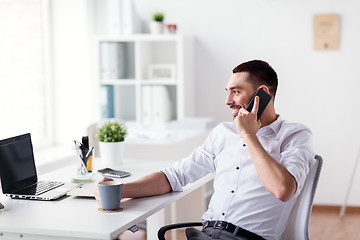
[{"xmin": 162, "ymin": 116, "xmax": 315, "ymax": 240}]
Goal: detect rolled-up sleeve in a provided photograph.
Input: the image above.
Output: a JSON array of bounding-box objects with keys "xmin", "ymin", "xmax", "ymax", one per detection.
[
  {"xmin": 161, "ymin": 147, "xmax": 214, "ymax": 191},
  {"xmin": 280, "ymin": 127, "xmax": 315, "ymax": 198},
  {"xmin": 161, "ymin": 125, "xmax": 222, "ymax": 192}
]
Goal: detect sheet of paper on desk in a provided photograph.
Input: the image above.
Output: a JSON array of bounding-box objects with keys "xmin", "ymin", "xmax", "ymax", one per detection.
[{"xmin": 67, "ymin": 183, "xmax": 95, "ymax": 197}]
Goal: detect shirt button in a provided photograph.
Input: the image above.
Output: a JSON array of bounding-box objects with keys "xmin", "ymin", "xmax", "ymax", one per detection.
[
  {"xmin": 236, "ymin": 167, "xmax": 240, "ymax": 170},
  {"xmin": 243, "ymin": 143, "xmax": 246, "ymax": 147},
  {"xmin": 222, "ymin": 213, "xmax": 225, "ymax": 216},
  {"xmin": 231, "ymin": 190, "xmax": 234, "ymax": 193}
]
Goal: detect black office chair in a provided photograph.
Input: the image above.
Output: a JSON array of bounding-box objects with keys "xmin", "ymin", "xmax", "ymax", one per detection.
[
  {"xmin": 158, "ymin": 155, "xmax": 323, "ymax": 240},
  {"xmin": 158, "ymin": 222, "xmax": 203, "ymax": 240}
]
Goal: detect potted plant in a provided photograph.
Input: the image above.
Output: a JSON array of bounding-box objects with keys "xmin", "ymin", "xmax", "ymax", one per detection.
[
  {"xmin": 150, "ymin": 12, "xmax": 164, "ymax": 34},
  {"xmin": 96, "ymin": 121, "xmax": 128, "ymax": 166}
]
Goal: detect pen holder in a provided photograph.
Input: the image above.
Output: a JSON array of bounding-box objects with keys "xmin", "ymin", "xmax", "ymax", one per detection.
[
  {"xmin": 76, "ymin": 151, "xmax": 88, "ymax": 175},
  {"xmin": 72, "ymin": 151, "xmax": 93, "ymax": 183}
]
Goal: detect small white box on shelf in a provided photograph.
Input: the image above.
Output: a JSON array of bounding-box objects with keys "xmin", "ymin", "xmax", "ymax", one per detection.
[{"xmin": 148, "ymin": 64, "xmax": 176, "ymax": 80}]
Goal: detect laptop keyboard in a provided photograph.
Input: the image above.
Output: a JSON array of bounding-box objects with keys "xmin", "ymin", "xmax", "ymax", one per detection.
[{"xmin": 18, "ymin": 181, "xmax": 64, "ymax": 196}]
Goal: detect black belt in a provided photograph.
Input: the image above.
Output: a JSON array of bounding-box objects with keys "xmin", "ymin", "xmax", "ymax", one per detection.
[{"xmin": 203, "ymin": 221, "xmax": 265, "ymax": 240}]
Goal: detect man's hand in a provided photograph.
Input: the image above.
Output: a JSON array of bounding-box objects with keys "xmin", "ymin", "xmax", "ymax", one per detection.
[
  {"xmin": 94, "ymin": 177, "xmax": 113, "ymax": 206},
  {"xmin": 234, "ymin": 96, "xmax": 261, "ymax": 138}
]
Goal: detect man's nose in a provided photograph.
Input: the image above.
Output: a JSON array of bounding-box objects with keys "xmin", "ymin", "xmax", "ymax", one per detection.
[{"xmin": 226, "ymin": 94, "xmax": 234, "ymax": 105}]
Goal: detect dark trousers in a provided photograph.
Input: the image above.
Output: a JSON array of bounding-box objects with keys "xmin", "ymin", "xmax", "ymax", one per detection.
[{"xmin": 186, "ymin": 227, "xmax": 250, "ymax": 240}]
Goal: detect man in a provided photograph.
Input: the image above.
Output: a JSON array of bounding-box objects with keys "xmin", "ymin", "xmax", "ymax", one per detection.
[{"xmin": 95, "ymin": 60, "xmax": 315, "ymax": 240}]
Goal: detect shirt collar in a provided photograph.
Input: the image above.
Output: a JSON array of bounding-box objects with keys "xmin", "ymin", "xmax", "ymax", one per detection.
[{"xmin": 257, "ymin": 115, "xmax": 282, "ymax": 136}]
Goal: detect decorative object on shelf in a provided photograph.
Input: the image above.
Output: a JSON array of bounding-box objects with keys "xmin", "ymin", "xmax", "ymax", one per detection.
[
  {"xmin": 149, "ymin": 12, "xmax": 164, "ymax": 34},
  {"xmin": 148, "ymin": 64, "xmax": 176, "ymax": 80},
  {"xmin": 96, "ymin": 121, "xmax": 128, "ymax": 166},
  {"xmin": 167, "ymin": 24, "xmax": 177, "ymax": 34}
]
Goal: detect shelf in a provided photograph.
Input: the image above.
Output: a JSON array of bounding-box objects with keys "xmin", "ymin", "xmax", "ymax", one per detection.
[
  {"xmin": 95, "ymin": 34, "xmax": 182, "ymax": 42},
  {"xmin": 100, "ymin": 79, "xmax": 177, "ymax": 86},
  {"xmin": 95, "ymin": 34, "xmax": 194, "ymax": 126},
  {"xmin": 100, "ymin": 79, "xmax": 136, "ymax": 85},
  {"xmin": 140, "ymin": 79, "xmax": 177, "ymax": 85}
]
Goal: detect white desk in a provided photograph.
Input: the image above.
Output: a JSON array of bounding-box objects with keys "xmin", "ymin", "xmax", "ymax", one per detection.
[{"xmin": 0, "ymin": 158, "xmax": 214, "ymax": 240}]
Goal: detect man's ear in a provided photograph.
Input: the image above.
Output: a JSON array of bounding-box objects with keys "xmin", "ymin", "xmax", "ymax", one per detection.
[{"xmin": 258, "ymin": 85, "xmax": 270, "ymax": 94}]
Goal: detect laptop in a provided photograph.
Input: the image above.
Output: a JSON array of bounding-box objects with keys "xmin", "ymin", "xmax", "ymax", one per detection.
[{"xmin": 0, "ymin": 133, "xmax": 78, "ymax": 200}]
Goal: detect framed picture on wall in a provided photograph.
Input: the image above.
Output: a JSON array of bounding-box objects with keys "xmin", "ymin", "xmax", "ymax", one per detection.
[{"xmin": 313, "ymin": 14, "xmax": 340, "ymax": 50}]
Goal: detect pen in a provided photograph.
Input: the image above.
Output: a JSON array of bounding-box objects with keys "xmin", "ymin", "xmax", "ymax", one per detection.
[
  {"xmin": 85, "ymin": 146, "xmax": 94, "ymax": 160},
  {"xmin": 85, "ymin": 146, "xmax": 94, "ymax": 172},
  {"xmin": 74, "ymin": 140, "xmax": 88, "ymax": 174},
  {"xmin": 75, "ymin": 151, "xmax": 87, "ymax": 174}
]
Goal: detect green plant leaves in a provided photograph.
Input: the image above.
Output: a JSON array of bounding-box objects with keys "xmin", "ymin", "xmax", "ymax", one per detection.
[
  {"xmin": 95, "ymin": 121, "xmax": 128, "ymax": 142},
  {"xmin": 153, "ymin": 12, "xmax": 164, "ymax": 22}
]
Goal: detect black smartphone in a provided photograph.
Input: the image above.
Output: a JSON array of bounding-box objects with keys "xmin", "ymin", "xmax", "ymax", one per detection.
[
  {"xmin": 97, "ymin": 168, "xmax": 131, "ymax": 178},
  {"xmin": 246, "ymin": 89, "xmax": 272, "ymax": 120}
]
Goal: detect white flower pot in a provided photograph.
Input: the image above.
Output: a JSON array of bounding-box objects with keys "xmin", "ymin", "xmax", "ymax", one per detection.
[
  {"xmin": 149, "ymin": 21, "xmax": 164, "ymax": 34},
  {"xmin": 99, "ymin": 141, "xmax": 124, "ymax": 167}
]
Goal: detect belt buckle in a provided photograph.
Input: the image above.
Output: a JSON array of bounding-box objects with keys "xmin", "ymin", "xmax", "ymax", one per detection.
[{"xmin": 214, "ymin": 221, "xmax": 228, "ymax": 230}]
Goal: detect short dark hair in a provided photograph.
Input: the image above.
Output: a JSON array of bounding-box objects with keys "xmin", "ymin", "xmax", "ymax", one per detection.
[{"xmin": 232, "ymin": 60, "xmax": 278, "ymax": 97}]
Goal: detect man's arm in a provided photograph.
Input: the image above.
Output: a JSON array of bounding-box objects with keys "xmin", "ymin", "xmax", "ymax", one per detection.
[
  {"xmin": 122, "ymin": 171, "xmax": 172, "ymax": 198},
  {"xmin": 241, "ymin": 133, "xmax": 297, "ymax": 202},
  {"xmin": 95, "ymin": 171, "xmax": 172, "ymax": 206},
  {"xmin": 235, "ymin": 96, "xmax": 296, "ymax": 202}
]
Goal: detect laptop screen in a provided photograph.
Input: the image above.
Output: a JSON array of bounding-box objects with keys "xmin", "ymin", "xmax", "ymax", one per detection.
[{"xmin": 0, "ymin": 133, "xmax": 37, "ymax": 193}]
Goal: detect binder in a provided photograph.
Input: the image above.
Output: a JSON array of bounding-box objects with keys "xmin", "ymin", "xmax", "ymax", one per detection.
[
  {"xmin": 107, "ymin": 0, "xmax": 123, "ymax": 35},
  {"xmin": 100, "ymin": 42, "xmax": 126, "ymax": 79},
  {"xmin": 100, "ymin": 86, "xmax": 114, "ymax": 119},
  {"xmin": 141, "ymin": 86, "xmax": 171, "ymax": 127},
  {"xmin": 100, "ymin": 42, "xmax": 119, "ymax": 79},
  {"xmin": 152, "ymin": 86, "xmax": 171, "ymax": 126},
  {"xmin": 141, "ymin": 86, "xmax": 153, "ymax": 127}
]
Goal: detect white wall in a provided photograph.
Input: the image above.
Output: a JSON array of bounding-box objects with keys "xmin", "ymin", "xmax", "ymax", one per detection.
[
  {"xmin": 131, "ymin": 0, "xmax": 360, "ymax": 206},
  {"xmin": 51, "ymin": 0, "xmax": 360, "ymax": 206},
  {"xmin": 51, "ymin": 0, "xmax": 97, "ymax": 144}
]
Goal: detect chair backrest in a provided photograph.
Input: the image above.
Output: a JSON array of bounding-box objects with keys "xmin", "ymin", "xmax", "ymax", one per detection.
[{"xmin": 281, "ymin": 155, "xmax": 323, "ymax": 240}]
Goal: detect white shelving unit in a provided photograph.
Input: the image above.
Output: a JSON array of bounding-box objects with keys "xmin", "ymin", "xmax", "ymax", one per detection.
[
  {"xmin": 93, "ymin": 34, "xmax": 212, "ymax": 240},
  {"xmin": 94, "ymin": 34, "xmax": 194, "ymax": 127}
]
